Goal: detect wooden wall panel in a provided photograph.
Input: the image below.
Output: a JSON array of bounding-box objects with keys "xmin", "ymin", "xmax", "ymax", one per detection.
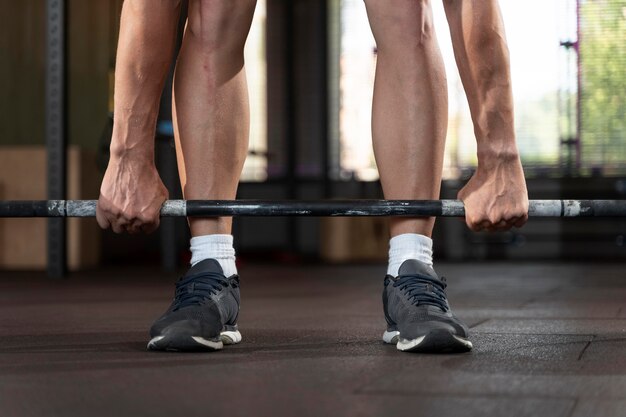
[{"xmin": 0, "ymin": 146, "xmax": 101, "ymax": 270}]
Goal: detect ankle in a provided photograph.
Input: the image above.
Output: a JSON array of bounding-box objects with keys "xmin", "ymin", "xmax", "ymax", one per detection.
[
  {"xmin": 387, "ymin": 233, "xmax": 433, "ymax": 276},
  {"xmin": 190, "ymin": 234, "xmax": 237, "ymax": 276}
]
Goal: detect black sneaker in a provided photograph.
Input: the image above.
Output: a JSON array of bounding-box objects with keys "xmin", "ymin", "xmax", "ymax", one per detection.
[
  {"xmin": 382, "ymin": 259, "xmax": 472, "ymax": 353},
  {"xmin": 148, "ymin": 259, "xmax": 242, "ymax": 352}
]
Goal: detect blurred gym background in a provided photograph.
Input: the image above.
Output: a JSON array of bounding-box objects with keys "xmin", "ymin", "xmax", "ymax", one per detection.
[{"xmin": 0, "ymin": 0, "xmax": 624, "ymax": 274}]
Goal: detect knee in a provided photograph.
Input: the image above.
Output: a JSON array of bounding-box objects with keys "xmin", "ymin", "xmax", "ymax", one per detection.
[
  {"xmin": 367, "ymin": 0, "xmax": 437, "ymax": 52},
  {"xmin": 396, "ymin": 0, "xmax": 437, "ymax": 48},
  {"xmin": 186, "ymin": 0, "xmax": 255, "ymax": 54}
]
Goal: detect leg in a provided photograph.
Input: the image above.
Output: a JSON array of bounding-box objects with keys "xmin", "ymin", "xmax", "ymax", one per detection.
[
  {"xmin": 148, "ymin": 0, "xmax": 255, "ymax": 352},
  {"xmin": 364, "ymin": 0, "xmax": 447, "ymax": 239},
  {"xmin": 173, "ymin": 0, "xmax": 257, "ymax": 237},
  {"xmin": 365, "ymin": 0, "xmax": 471, "ymax": 353}
]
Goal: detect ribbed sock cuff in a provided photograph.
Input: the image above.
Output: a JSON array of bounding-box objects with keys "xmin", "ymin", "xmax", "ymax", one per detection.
[
  {"xmin": 387, "ymin": 233, "xmax": 433, "ymax": 276},
  {"xmin": 190, "ymin": 234, "xmax": 237, "ymax": 276}
]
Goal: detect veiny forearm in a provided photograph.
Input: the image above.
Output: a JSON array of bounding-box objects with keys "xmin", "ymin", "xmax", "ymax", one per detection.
[
  {"xmin": 111, "ymin": 0, "xmax": 182, "ymax": 159},
  {"xmin": 443, "ymin": 0, "xmax": 517, "ymax": 164}
]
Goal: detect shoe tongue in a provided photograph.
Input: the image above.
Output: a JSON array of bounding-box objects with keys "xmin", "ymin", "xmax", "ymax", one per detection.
[
  {"xmin": 185, "ymin": 259, "xmax": 224, "ymax": 277},
  {"xmin": 398, "ymin": 259, "xmax": 438, "ymax": 279}
]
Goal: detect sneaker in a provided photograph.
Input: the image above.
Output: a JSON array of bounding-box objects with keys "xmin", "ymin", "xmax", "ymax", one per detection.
[
  {"xmin": 147, "ymin": 259, "xmax": 242, "ymax": 351},
  {"xmin": 382, "ymin": 259, "xmax": 472, "ymax": 353}
]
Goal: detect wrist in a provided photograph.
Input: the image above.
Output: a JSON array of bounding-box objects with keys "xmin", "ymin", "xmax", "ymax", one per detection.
[
  {"xmin": 109, "ymin": 142, "xmax": 155, "ymax": 164},
  {"xmin": 109, "ymin": 117, "xmax": 157, "ymax": 162},
  {"xmin": 476, "ymin": 143, "xmax": 520, "ymax": 166}
]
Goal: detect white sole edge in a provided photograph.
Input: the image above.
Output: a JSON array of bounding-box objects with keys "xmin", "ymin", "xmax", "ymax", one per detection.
[
  {"xmin": 191, "ymin": 336, "xmax": 224, "ymax": 350},
  {"xmin": 147, "ymin": 335, "xmax": 224, "ymax": 350},
  {"xmin": 453, "ymin": 335, "xmax": 473, "ymax": 349},
  {"xmin": 220, "ymin": 330, "xmax": 242, "ymax": 345},
  {"xmin": 147, "ymin": 336, "xmax": 165, "ymax": 349},
  {"xmin": 382, "ymin": 330, "xmax": 400, "ymax": 344},
  {"xmin": 396, "ymin": 335, "xmax": 426, "ymax": 351},
  {"xmin": 395, "ymin": 334, "xmax": 473, "ymax": 352}
]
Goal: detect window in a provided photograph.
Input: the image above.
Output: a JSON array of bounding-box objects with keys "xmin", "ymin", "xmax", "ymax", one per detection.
[
  {"xmin": 579, "ymin": 0, "xmax": 626, "ymax": 176},
  {"xmin": 336, "ymin": 0, "xmax": 626, "ymax": 179},
  {"xmin": 240, "ymin": 0, "xmax": 268, "ymax": 181},
  {"xmin": 337, "ymin": 0, "xmax": 377, "ymax": 181}
]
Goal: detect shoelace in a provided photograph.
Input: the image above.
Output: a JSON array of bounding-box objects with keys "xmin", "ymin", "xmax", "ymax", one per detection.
[
  {"xmin": 393, "ymin": 274, "xmax": 449, "ymax": 312},
  {"xmin": 172, "ymin": 271, "xmax": 231, "ymax": 311}
]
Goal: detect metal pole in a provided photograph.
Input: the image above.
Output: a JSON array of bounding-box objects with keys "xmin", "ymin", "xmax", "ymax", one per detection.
[
  {"xmin": 576, "ymin": 0, "xmax": 582, "ymax": 171},
  {"xmin": 46, "ymin": 0, "xmax": 67, "ymax": 278},
  {"xmin": 285, "ymin": 0, "xmax": 298, "ymax": 252},
  {"xmin": 1, "ymin": 200, "xmax": 626, "ymax": 218}
]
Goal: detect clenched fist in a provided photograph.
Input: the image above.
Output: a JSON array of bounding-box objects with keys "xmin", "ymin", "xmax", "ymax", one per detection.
[
  {"xmin": 458, "ymin": 156, "xmax": 529, "ymax": 232},
  {"xmin": 96, "ymin": 154, "xmax": 169, "ymax": 235}
]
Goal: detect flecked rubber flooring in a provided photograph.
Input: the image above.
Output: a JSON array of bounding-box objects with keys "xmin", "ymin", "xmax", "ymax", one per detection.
[{"xmin": 0, "ymin": 261, "xmax": 625, "ymax": 417}]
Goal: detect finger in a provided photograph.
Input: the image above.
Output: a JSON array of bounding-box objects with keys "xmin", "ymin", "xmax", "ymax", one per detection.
[
  {"xmin": 514, "ymin": 214, "xmax": 529, "ymax": 228},
  {"xmin": 492, "ymin": 220, "xmax": 510, "ymax": 231},
  {"xmin": 137, "ymin": 210, "xmax": 160, "ymax": 234},
  {"xmin": 479, "ymin": 220, "xmax": 492, "ymax": 232},
  {"xmin": 484, "ymin": 224, "xmax": 500, "ymax": 233},
  {"xmin": 110, "ymin": 218, "xmax": 128, "ymax": 234},
  {"xmin": 95, "ymin": 206, "xmax": 110, "ymax": 230},
  {"xmin": 468, "ymin": 219, "xmax": 487, "ymax": 232},
  {"xmin": 465, "ymin": 217, "xmax": 479, "ymax": 232},
  {"xmin": 488, "ymin": 213, "xmax": 502, "ymax": 226},
  {"xmin": 506, "ymin": 216, "xmax": 519, "ymax": 229},
  {"xmin": 502, "ymin": 219, "xmax": 515, "ymax": 229},
  {"xmin": 125, "ymin": 221, "xmax": 142, "ymax": 235}
]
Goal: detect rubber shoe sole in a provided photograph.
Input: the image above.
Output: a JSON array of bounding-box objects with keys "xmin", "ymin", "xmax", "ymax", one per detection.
[
  {"xmin": 383, "ymin": 329, "xmax": 472, "ymax": 353},
  {"xmin": 148, "ymin": 329, "xmax": 242, "ymax": 352}
]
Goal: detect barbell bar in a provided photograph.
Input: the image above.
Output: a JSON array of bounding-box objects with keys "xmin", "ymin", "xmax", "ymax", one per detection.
[{"xmin": 0, "ymin": 199, "xmax": 625, "ymax": 218}]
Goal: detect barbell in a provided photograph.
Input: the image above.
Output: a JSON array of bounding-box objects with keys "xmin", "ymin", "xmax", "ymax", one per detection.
[{"xmin": 0, "ymin": 199, "xmax": 625, "ymax": 217}]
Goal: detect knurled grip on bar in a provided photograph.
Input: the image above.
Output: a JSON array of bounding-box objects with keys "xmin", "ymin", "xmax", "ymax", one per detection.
[{"xmin": 0, "ymin": 200, "xmax": 625, "ymax": 218}]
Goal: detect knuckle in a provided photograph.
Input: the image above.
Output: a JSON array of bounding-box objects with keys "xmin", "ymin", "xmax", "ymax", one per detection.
[
  {"xmin": 502, "ymin": 210, "xmax": 515, "ymax": 221},
  {"xmin": 110, "ymin": 207, "xmax": 124, "ymax": 218},
  {"xmin": 468, "ymin": 220, "xmax": 481, "ymax": 231},
  {"xmin": 137, "ymin": 214, "xmax": 150, "ymax": 224},
  {"xmin": 488, "ymin": 213, "xmax": 500, "ymax": 224},
  {"xmin": 140, "ymin": 211, "xmax": 158, "ymax": 224}
]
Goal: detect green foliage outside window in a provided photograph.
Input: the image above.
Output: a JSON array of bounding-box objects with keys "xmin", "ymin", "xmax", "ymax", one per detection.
[{"xmin": 580, "ymin": 0, "xmax": 626, "ymax": 174}]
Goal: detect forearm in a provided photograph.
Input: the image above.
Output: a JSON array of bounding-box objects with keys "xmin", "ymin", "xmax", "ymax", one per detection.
[
  {"xmin": 111, "ymin": 0, "xmax": 182, "ymax": 160},
  {"xmin": 443, "ymin": 0, "xmax": 518, "ymax": 165}
]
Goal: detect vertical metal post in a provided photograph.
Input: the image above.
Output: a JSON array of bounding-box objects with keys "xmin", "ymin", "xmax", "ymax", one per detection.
[
  {"xmin": 285, "ymin": 0, "xmax": 298, "ymax": 250},
  {"xmin": 326, "ymin": 0, "xmax": 341, "ymax": 184},
  {"xmin": 319, "ymin": 0, "xmax": 331, "ymax": 199},
  {"xmin": 575, "ymin": 0, "xmax": 582, "ymax": 170},
  {"xmin": 46, "ymin": 0, "xmax": 67, "ymax": 278}
]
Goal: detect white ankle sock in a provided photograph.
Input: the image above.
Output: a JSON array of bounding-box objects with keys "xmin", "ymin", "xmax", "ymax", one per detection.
[
  {"xmin": 387, "ymin": 233, "xmax": 433, "ymax": 276},
  {"xmin": 190, "ymin": 234, "xmax": 237, "ymax": 276}
]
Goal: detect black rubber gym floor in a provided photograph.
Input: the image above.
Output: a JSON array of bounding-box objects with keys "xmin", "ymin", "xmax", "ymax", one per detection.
[{"xmin": 0, "ymin": 261, "xmax": 625, "ymax": 417}]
